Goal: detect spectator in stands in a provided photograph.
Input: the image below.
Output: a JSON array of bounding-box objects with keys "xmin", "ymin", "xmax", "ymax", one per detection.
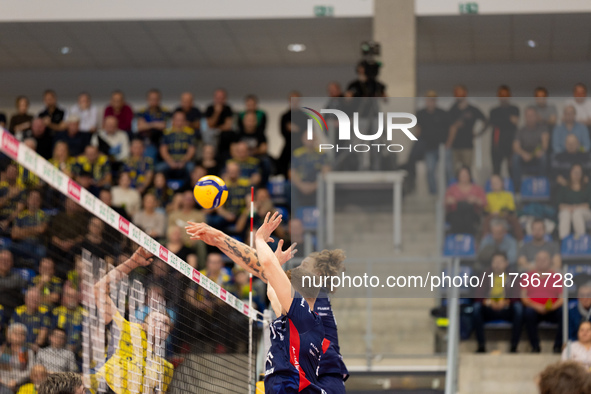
[
  {"xmin": 166, "ymin": 225, "xmax": 198, "ymax": 270},
  {"xmin": 49, "ymin": 141, "xmax": 75, "ymax": 178},
  {"xmin": 16, "ymin": 364, "xmax": 47, "ymax": 394},
  {"xmin": 38, "ymin": 90, "xmax": 65, "ymax": 135},
  {"xmin": 111, "ymin": 172, "xmax": 141, "ymax": 218},
  {"xmin": 518, "ymin": 219, "xmax": 561, "ymax": 273},
  {"xmin": 563, "ymin": 321, "xmax": 591, "ymax": 370},
  {"xmin": 32, "ymin": 258, "xmax": 62, "ymax": 309},
  {"xmin": 11, "ymin": 189, "xmax": 48, "ymax": 263},
  {"xmin": 236, "ymin": 188, "xmax": 284, "ymax": 239},
  {"xmin": 180, "ymin": 164, "xmax": 208, "ymax": 193},
  {"xmin": 175, "ymin": 92, "xmax": 202, "ymax": 132},
  {"xmin": 157, "ymin": 110, "xmax": 196, "ymax": 178},
  {"xmin": 402, "ymin": 91, "xmax": 450, "ymax": 195},
  {"xmin": 49, "ymin": 198, "xmax": 86, "ymax": 277},
  {"xmin": 54, "ymin": 115, "xmax": 86, "ymax": 157},
  {"xmin": 36, "ymin": 328, "xmax": 77, "ymax": 373},
  {"xmin": 552, "ymin": 105, "xmax": 590, "ymax": 154},
  {"xmin": 479, "ymin": 218, "xmax": 518, "ymax": 265},
  {"xmin": 79, "ymin": 217, "xmax": 110, "ymax": 261},
  {"xmin": 207, "ymin": 162, "xmax": 250, "ymax": 231},
  {"xmin": 551, "ymin": 134, "xmax": 591, "ymax": 187},
  {"xmin": 521, "ymin": 250, "xmax": 563, "ymax": 353},
  {"xmin": 565, "ymin": 83, "xmax": 591, "ymax": 133},
  {"xmin": 50, "ymin": 285, "xmax": 83, "ymax": 358},
  {"xmin": 0, "ymin": 323, "xmax": 35, "ymax": 392},
  {"xmin": 202, "ymin": 144, "xmax": 221, "ymax": 176},
  {"xmin": 30, "ymin": 118, "xmax": 54, "ymax": 161},
  {"xmin": 66, "ymin": 92, "xmax": 98, "ymax": 146},
  {"xmin": 557, "ymin": 164, "xmax": 591, "ymax": 239},
  {"xmin": 473, "ymin": 252, "xmax": 522, "ymax": 353},
  {"xmin": 185, "ymin": 253, "xmax": 231, "ymax": 353},
  {"xmin": 98, "ymin": 190, "xmax": 128, "ymax": 230},
  {"xmin": 569, "ymin": 283, "xmax": 591, "ymax": 341},
  {"xmin": 168, "ymin": 191, "xmax": 205, "ymax": 248},
  {"xmin": 445, "ymin": 166, "xmax": 487, "ymax": 235},
  {"xmin": 92, "ymin": 115, "xmax": 130, "ymax": 165},
  {"xmin": 0, "ymin": 163, "xmax": 25, "ymax": 235},
  {"xmin": 238, "ymin": 94, "xmax": 267, "ymax": 136},
  {"xmin": 9, "ymin": 96, "xmax": 33, "ymax": 139},
  {"xmin": 133, "ymin": 193, "xmax": 166, "ymax": 240},
  {"xmin": 446, "ymin": 85, "xmax": 487, "ymax": 170},
  {"xmin": 278, "ymin": 91, "xmax": 307, "ymax": 177},
  {"xmin": 65, "ymin": 257, "xmax": 83, "ymax": 292},
  {"xmin": 205, "ymin": 89, "xmax": 235, "ymax": 154},
  {"xmin": 74, "ymin": 145, "xmax": 112, "ymax": 194},
  {"xmin": 0, "ymin": 111, "xmax": 5, "ymax": 129},
  {"xmin": 147, "ymin": 172, "xmax": 173, "ymax": 209},
  {"xmin": 287, "ymin": 218, "xmax": 306, "ymax": 258},
  {"xmin": 228, "ymin": 141, "xmax": 261, "ymax": 186},
  {"xmin": 137, "ymin": 88, "xmax": 170, "ymax": 148},
  {"xmin": 325, "ymin": 81, "xmax": 344, "ymax": 110},
  {"xmin": 11, "ymin": 288, "xmax": 49, "ymax": 351},
  {"xmin": 490, "ymin": 85, "xmax": 520, "ymax": 175},
  {"xmin": 104, "ymin": 90, "xmax": 134, "ymax": 134},
  {"xmin": 0, "ymin": 250, "xmax": 26, "ymax": 318},
  {"xmin": 239, "ymin": 111, "xmax": 271, "ymax": 184},
  {"xmin": 533, "ymin": 87, "xmax": 558, "ymax": 129},
  {"xmin": 512, "ymin": 106, "xmax": 549, "ymax": 192},
  {"xmin": 292, "ymin": 132, "xmax": 331, "ymax": 207},
  {"xmin": 19, "ymin": 140, "xmax": 41, "ymax": 191},
  {"xmin": 483, "ymin": 174, "xmax": 523, "ymax": 240},
  {"xmin": 538, "ymin": 361, "xmax": 591, "ymax": 394},
  {"xmin": 123, "ymin": 138, "xmax": 154, "ymax": 195}
]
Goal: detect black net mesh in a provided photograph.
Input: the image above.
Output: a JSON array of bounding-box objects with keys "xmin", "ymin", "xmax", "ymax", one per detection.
[{"xmin": 0, "ymin": 131, "xmax": 259, "ymax": 393}]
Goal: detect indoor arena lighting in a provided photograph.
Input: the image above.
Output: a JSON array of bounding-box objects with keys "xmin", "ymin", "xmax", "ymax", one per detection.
[
  {"xmin": 527, "ymin": 40, "xmax": 536, "ymax": 48},
  {"xmin": 60, "ymin": 46, "xmax": 71, "ymax": 54},
  {"xmin": 287, "ymin": 43, "xmax": 306, "ymax": 52}
]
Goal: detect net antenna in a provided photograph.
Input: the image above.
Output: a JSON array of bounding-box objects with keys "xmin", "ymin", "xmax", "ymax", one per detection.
[{"xmin": 248, "ymin": 186, "xmax": 254, "ymax": 393}]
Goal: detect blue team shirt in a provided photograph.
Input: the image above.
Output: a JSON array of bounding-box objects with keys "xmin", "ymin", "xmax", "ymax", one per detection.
[
  {"xmin": 265, "ymin": 297, "xmax": 327, "ymax": 393},
  {"xmin": 314, "ymin": 289, "xmax": 349, "ymax": 379}
]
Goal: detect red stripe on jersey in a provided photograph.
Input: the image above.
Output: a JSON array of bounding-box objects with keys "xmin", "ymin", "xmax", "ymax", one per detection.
[
  {"xmin": 289, "ymin": 319, "xmax": 311, "ymax": 392},
  {"xmin": 322, "ymin": 338, "xmax": 331, "ymax": 354}
]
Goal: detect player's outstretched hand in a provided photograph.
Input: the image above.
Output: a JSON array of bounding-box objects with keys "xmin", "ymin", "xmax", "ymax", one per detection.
[
  {"xmin": 275, "ymin": 239, "xmax": 298, "ymax": 266},
  {"xmin": 256, "ymin": 212, "xmax": 282, "ymax": 243},
  {"xmin": 132, "ymin": 247, "xmax": 153, "ymax": 267},
  {"xmin": 185, "ymin": 221, "xmax": 218, "ymax": 245}
]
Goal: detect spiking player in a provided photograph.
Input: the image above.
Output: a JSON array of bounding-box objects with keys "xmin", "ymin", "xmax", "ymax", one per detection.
[{"xmin": 186, "ymin": 212, "xmax": 328, "ymax": 393}]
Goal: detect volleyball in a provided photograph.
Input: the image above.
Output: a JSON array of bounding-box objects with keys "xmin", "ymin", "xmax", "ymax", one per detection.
[{"xmin": 193, "ymin": 175, "xmax": 228, "ymax": 209}]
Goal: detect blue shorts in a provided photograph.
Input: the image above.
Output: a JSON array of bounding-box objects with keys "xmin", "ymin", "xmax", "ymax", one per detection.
[
  {"xmin": 265, "ymin": 373, "xmax": 326, "ymax": 394},
  {"xmin": 318, "ymin": 373, "xmax": 346, "ymax": 394}
]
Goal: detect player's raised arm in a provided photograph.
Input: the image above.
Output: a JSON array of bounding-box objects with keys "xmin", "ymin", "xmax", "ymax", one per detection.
[
  {"xmin": 255, "ymin": 213, "xmax": 294, "ymax": 315},
  {"xmin": 93, "ymin": 247, "xmax": 152, "ymax": 325},
  {"xmin": 185, "ymin": 220, "xmax": 296, "ymax": 281}
]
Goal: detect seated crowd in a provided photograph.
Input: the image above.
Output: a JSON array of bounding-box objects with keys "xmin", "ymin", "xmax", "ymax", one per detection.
[
  {"xmin": 429, "ymin": 83, "xmax": 591, "ymax": 359},
  {"xmin": 0, "ymin": 86, "xmax": 329, "ymax": 393}
]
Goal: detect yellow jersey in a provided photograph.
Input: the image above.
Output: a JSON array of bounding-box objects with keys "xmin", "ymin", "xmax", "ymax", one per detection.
[{"xmin": 95, "ymin": 311, "xmax": 173, "ymax": 394}]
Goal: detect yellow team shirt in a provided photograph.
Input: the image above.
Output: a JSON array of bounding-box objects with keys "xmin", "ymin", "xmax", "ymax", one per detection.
[
  {"xmin": 486, "ymin": 191, "xmax": 515, "ymax": 214},
  {"xmin": 16, "ymin": 383, "xmax": 37, "ymax": 394},
  {"xmin": 95, "ymin": 311, "xmax": 173, "ymax": 394}
]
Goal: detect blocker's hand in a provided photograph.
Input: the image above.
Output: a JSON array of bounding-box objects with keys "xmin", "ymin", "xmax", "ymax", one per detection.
[
  {"xmin": 131, "ymin": 247, "xmax": 153, "ymax": 268},
  {"xmin": 185, "ymin": 221, "xmax": 218, "ymax": 245},
  {"xmin": 256, "ymin": 212, "xmax": 282, "ymax": 242},
  {"xmin": 275, "ymin": 239, "xmax": 298, "ymax": 266}
]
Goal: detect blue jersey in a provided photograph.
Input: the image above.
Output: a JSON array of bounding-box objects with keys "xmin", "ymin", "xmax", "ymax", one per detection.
[
  {"xmin": 265, "ymin": 297, "xmax": 327, "ymax": 393},
  {"xmin": 314, "ymin": 289, "xmax": 349, "ymax": 380}
]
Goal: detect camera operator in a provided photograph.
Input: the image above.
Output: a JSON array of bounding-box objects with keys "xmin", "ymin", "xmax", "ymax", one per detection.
[{"xmin": 345, "ymin": 60, "xmax": 387, "ymax": 98}]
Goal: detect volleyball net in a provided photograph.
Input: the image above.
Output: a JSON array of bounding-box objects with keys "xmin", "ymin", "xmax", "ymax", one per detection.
[{"xmin": 0, "ymin": 130, "xmax": 261, "ymax": 393}]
